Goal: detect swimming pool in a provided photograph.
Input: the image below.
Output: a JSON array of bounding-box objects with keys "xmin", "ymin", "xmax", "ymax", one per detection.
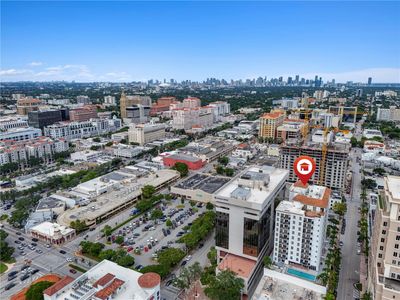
[{"xmin": 287, "ymin": 268, "xmax": 317, "ymax": 281}]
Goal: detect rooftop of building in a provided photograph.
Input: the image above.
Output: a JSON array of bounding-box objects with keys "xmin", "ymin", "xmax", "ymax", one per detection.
[
  {"xmin": 290, "ymin": 181, "xmax": 331, "ymax": 209},
  {"xmin": 47, "ymin": 260, "xmax": 159, "ymax": 300},
  {"xmin": 57, "ymin": 169, "xmax": 179, "ymax": 225},
  {"xmin": 253, "ymin": 269, "xmax": 326, "ymax": 300},
  {"xmin": 218, "ymin": 253, "xmax": 256, "ymax": 279},
  {"xmin": 386, "ymin": 175, "xmax": 400, "ymax": 201},
  {"xmin": 215, "ymin": 166, "xmax": 288, "ymax": 206},
  {"xmin": 36, "ymin": 197, "xmax": 65, "ymax": 210},
  {"xmin": 43, "ymin": 276, "xmax": 75, "ymax": 296},
  {"xmin": 175, "ymin": 173, "xmax": 230, "ymax": 194},
  {"xmin": 165, "ymin": 153, "xmax": 202, "ymax": 162},
  {"xmin": 260, "ymin": 112, "xmax": 284, "ymax": 119},
  {"xmin": 30, "ymin": 221, "xmax": 74, "ymax": 237}
]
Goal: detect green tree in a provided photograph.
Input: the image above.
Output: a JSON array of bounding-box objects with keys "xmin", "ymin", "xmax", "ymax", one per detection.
[
  {"xmin": 158, "ymin": 248, "xmax": 186, "ymax": 268},
  {"xmin": 93, "ymin": 137, "xmax": 101, "ymax": 142},
  {"xmin": 115, "ymin": 236, "xmax": 124, "ymax": 245},
  {"xmin": 151, "ymin": 209, "xmax": 163, "ymax": 220},
  {"xmin": 224, "ymin": 168, "xmax": 234, "ymax": 177},
  {"xmin": 204, "ymin": 270, "xmax": 245, "ymax": 300},
  {"xmin": 218, "ymin": 156, "xmax": 229, "ymax": 166},
  {"xmin": 26, "ymin": 281, "xmax": 55, "ymax": 300},
  {"xmin": 0, "ymin": 229, "xmax": 14, "ymax": 262},
  {"xmin": 362, "ymin": 292, "xmax": 372, "ymax": 300},
  {"xmin": 102, "ymin": 225, "xmax": 112, "ymax": 237},
  {"xmin": 9, "ymin": 209, "xmax": 29, "ymax": 228},
  {"xmin": 175, "ymin": 262, "xmax": 203, "ymax": 291},
  {"xmin": 216, "ymin": 165, "xmax": 224, "ymax": 175},
  {"xmin": 140, "ymin": 264, "xmax": 170, "ymax": 278},
  {"xmin": 173, "ymin": 162, "xmax": 189, "ymax": 177},
  {"xmin": 166, "ymin": 219, "xmax": 173, "ymax": 227},
  {"xmin": 142, "ymin": 185, "xmax": 156, "ymax": 199},
  {"xmin": 373, "ymin": 167, "xmax": 385, "ymax": 176},
  {"xmin": 207, "ymin": 247, "xmax": 217, "ymax": 266},
  {"xmin": 206, "ymin": 202, "xmax": 214, "ymax": 210},
  {"xmin": 263, "ymin": 255, "xmax": 272, "ymax": 269},
  {"xmin": 333, "ymin": 202, "xmax": 347, "ymax": 217},
  {"xmin": 116, "ymin": 254, "xmax": 135, "ymax": 267},
  {"xmin": 70, "ymin": 220, "xmax": 87, "ymax": 233}
]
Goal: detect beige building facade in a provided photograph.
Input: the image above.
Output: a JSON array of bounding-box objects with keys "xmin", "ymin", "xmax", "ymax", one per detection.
[{"xmin": 369, "ymin": 176, "xmax": 400, "ymax": 299}]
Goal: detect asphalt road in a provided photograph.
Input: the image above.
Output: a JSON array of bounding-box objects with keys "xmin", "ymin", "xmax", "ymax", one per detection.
[
  {"xmin": 0, "ymin": 224, "xmax": 90, "ymax": 299},
  {"xmin": 337, "ymin": 147, "xmax": 362, "ymax": 300}
]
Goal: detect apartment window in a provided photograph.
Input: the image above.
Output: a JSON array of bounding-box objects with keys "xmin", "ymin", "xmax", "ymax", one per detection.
[
  {"xmin": 379, "ymin": 254, "xmax": 383, "ymax": 258},
  {"xmin": 380, "ymin": 246, "xmax": 384, "ymax": 251},
  {"xmin": 381, "ymin": 238, "xmax": 385, "ymax": 243},
  {"xmin": 391, "ymin": 273, "xmax": 396, "ymax": 279},
  {"xmin": 393, "ymin": 260, "xmax": 397, "ymax": 265},
  {"xmin": 395, "ymin": 252, "xmax": 398, "ymax": 257},
  {"xmin": 383, "ymin": 221, "xmax": 387, "ymax": 227},
  {"xmin": 397, "ymin": 236, "xmax": 400, "ymax": 241},
  {"xmin": 382, "ymin": 230, "xmax": 387, "ymax": 235},
  {"xmin": 396, "ymin": 244, "xmax": 399, "ymax": 249},
  {"xmin": 216, "ymin": 212, "xmax": 229, "ymax": 249}
]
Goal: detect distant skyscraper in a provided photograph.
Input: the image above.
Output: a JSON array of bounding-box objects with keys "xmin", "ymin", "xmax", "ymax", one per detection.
[
  {"xmin": 287, "ymin": 77, "xmax": 293, "ymax": 84},
  {"xmin": 278, "ymin": 76, "xmax": 283, "ymax": 82},
  {"xmin": 368, "ymin": 77, "xmax": 372, "ymax": 85},
  {"xmin": 295, "ymin": 75, "xmax": 299, "ymax": 84},
  {"xmin": 356, "ymin": 89, "xmax": 363, "ymax": 97}
]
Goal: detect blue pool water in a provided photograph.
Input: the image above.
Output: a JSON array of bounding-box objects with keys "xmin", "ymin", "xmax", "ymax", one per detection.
[{"xmin": 287, "ymin": 268, "xmax": 317, "ymax": 281}]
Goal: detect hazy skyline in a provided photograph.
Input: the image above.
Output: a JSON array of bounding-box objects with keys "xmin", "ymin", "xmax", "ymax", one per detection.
[{"xmin": 1, "ymin": 1, "xmax": 399, "ymax": 82}]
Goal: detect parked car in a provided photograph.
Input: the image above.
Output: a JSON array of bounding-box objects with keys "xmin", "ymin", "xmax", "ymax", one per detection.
[
  {"xmin": 69, "ymin": 269, "xmax": 77, "ymax": 274},
  {"xmin": 14, "ymin": 240, "xmax": 21, "ymax": 244},
  {"xmin": 5, "ymin": 282, "xmax": 16, "ymax": 291},
  {"xmin": 20, "ymin": 274, "xmax": 30, "ymax": 281},
  {"xmin": 18, "ymin": 237, "xmax": 24, "ymax": 241},
  {"xmin": 181, "ymin": 260, "xmax": 187, "ymax": 266},
  {"xmin": 59, "ymin": 250, "xmax": 67, "ymax": 254}
]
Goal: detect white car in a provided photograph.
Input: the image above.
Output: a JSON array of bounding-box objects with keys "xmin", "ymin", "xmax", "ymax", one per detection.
[
  {"xmin": 66, "ymin": 257, "xmax": 73, "ymax": 262},
  {"xmin": 186, "ymin": 255, "xmax": 192, "ymax": 261}
]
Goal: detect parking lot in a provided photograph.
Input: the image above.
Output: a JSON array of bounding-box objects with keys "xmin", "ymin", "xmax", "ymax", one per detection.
[{"xmin": 98, "ymin": 198, "xmax": 207, "ymax": 270}]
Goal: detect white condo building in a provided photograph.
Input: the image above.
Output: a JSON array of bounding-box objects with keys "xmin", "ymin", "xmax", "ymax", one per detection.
[
  {"xmin": 44, "ymin": 118, "xmax": 121, "ymax": 141},
  {"xmin": 376, "ymin": 106, "xmax": 400, "ymax": 122},
  {"xmin": 0, "ymin": 127, "xmax": 42, "ymax": 142},
  {"xmin": 208, "ymin": 101, "xmax": 231, "ymax": 121},
  {"xmin": 128, "ymin": 123, "xmax": 166, "ymax": 145},
  {"xmin": 0, "ymin": 117, "xmax": 28, "ymax": 131},
  {"xmin": 273, "ymin": 181, "xmax": 329, "ymax": 271}
]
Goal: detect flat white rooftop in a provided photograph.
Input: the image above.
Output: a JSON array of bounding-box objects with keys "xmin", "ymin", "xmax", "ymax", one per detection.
[
  {"xmin": 215, "ymin": 166, "xmax": 288, "ymax": 206},
  {"xmin": 387, "ymin": 175, "xmax": 400, "ymax": 201}
]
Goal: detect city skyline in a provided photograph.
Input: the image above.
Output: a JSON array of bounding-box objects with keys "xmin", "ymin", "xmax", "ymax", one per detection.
[{"xmin": 1, "ymin": 1, "xmax": 400, "ymax": 82}]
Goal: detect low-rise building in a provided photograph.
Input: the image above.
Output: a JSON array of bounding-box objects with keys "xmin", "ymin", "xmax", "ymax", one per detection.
[
  {"xmin": 171, "ymin": 173, "xmax": 230, "ymax": 203},
  {"xmin": 163, "ymin": 153, "xmax": 205, "ymax": 170},
  {"xmin": 29, "ymin": 221, "xmax": 75, "ymax": 245},
  {"xmin": 364, "ymin": 140, "xmax": 386, "ymax": 154},
  {"xmin": 363, "ymin": 129, "xmax": 383, "ymax": 140},
  {"xmin": 70, "ymin": 150, "xmax": 102, "ymax": 162},
  {"xmin": 0, "ymin": 116, "xmax": 28, "ymax": 131},
  {"xmin": 43, "ymin": 260, "xmax": 160, "ymax": 300}
]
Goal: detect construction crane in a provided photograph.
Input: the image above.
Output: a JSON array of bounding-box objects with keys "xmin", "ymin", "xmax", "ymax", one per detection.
[{"xmin": 318, "ymin": 127, "xmax": 329, "ymax": 186}]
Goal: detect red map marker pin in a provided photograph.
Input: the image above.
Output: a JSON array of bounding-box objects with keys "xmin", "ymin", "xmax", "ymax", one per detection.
[{"xmin": 294, "ymin": 156, "xmax": 316, "ymax": 185}]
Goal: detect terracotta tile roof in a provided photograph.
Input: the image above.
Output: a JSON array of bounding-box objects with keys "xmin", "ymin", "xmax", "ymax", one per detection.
[
  {"xmin": 217, "ymin": 253, "xmax": 256, "ymax": 279},
  {"xmin": 138, "ymin": 272, "xmax": 161, "ymax": 289},
  {"xmin": 43, "ymin": 276, "xmax": 74, "ymax": 296},
  {"xmin": 93, "ymin": 273, "xmax": 115, "ymax": 288},
  {"xmin": 94, "ymin": 278, "xmax": 125, "ymax": 300},
  {"xmin": 293, "ymin": 187, "xmax": 331, "ymax": 209}
]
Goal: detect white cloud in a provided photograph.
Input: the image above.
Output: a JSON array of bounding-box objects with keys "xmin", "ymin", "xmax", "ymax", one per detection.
[
  {"xmin": 28, "ymin": 61, "xmax": 43, "ymax": 67},
  {"xmin": 0, "ymin": 69, "xmax": 33, "ymax": 76}
]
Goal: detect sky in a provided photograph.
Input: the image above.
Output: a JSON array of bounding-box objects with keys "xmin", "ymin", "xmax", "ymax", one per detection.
[{"xmin": 1, "ymin": 1, "xmax": 400, "ymax": 83}]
